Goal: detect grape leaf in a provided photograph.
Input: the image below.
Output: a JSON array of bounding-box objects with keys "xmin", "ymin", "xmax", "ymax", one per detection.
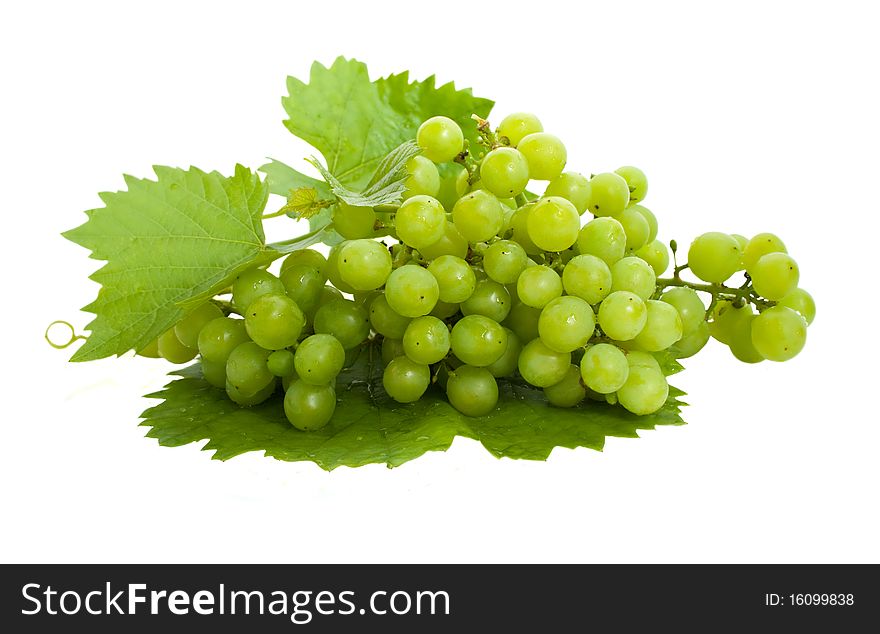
[
  {"xmin": 63, "ymin": 165, "xmax": 276, "ymax": 361},
  {"xmin": 140, "ymin": 351, "xmax": 686, "ymax": 470}
]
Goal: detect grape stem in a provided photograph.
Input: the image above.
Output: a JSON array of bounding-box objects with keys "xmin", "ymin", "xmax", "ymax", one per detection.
[{"xmin": 656, "ymin": 277, "xmax": 775, "ymax": 311}]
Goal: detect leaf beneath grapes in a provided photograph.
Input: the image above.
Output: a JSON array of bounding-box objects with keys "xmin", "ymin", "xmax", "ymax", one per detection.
[
  {"xmin": 141, "ymin": 352, "xmax": 686, "ymax": 470},
  {"xmin": 63, "ymin": 165, "xmax": 275, "ymax": 361}
]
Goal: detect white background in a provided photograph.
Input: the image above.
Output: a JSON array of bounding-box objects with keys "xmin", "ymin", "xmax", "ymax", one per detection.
[{"xmin": 2, "ymin": 0, "xmax": 878, "ymax": 563}]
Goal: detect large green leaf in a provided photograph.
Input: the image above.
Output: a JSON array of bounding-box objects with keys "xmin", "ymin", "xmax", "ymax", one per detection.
[
  {"xmin": 63, "ymin": 165, "xmax": 274, "ymax": 361},
  {"xmin": 141, "ymin": 350, "xmax": 686, "ymax": 470}
]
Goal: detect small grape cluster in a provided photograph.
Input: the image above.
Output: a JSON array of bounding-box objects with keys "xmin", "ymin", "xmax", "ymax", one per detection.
[{"xmin": 139, "ymin": 113, "xmax": 814, "ymax": 430}]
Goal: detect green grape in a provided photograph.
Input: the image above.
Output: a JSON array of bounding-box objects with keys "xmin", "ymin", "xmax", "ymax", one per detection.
[
  {"xmin": 517, "ymin": 265, "xmax": 563, "ymax": 309},
  {"xmin": 369, "ymin": 293, "xmax": 412, "ymax": 339},
  {"xmin": 281, "ymin": 373, "xmax": 297, "ymax": 393},
  {"xmin": 354, "ymin": 290, "xmax": 381, "ymax": 309},
  {"xmin": 518, "ymin": 339, "xmax": 571, "ymax": 387},
  {"xmin": 308, "ymin": 285, "xmax": 345, "ymax": 320},
  {"xmin": 670, "ymin": 321, "xmax": 710, "ymax": 359},
  {"xmin": 174, "ymin": 302, "xmax": 224, "ymax": 349},
  {"xmin": 232, "ymin": 268, "xmax": 286, "ymax": 312},
  {"xmin": 483, "ymin": 240, "xmax": 528, "ymax": 285},
  {"xmin": 418, "ymin": 221, "xmax": 469, "ymax": 260},
  {"xmin": 630, "ymin": 205, "xmax": 658, "ymax": 242},
  {"xmin": 396, "ymin": 195, "xmax": 446, "ymax": 249},
  {"xmin": 626, "ymin": 350, "xmax": 661, "ymax": 372},
  {"xmin": 517, "ymin": 132, "xmax": 567, "ymax": 181},
  {"xmin": 750, "ymin": 252, "xmax": 799, "ymax": 300},
  {"xmin": 687, "ymin": 232, "xmax": 741, "ymax": 283},
  {"xmin": 450, "ymin": 314, "xmax": 508, "ymax": 366},
  {"xmin": 751, "ymin": 306, "xmax": 807, "ymax": 361},
  {"xmin": 404, "ymin": 155, "xmax": 441, "ymax": 198},
  {"xmin": 588, "ymin": 172, "xmax": 630, "ymax": 217},
  {"xmin": 293, "ymin": 334, "xmax": 345, "ymax": 385},
  {"xmin": 280, "ymin": 249, "xmax": 327, "ymax": 278},
  {"xmin": 227, "ymin": 378, "xmax": 275, "ymax": 407},
  {"xmin": 480, "ymin": 147, "xmax": 530, "ymax": 198},
  {"xmin": 325, "ymin": 243, "xmax": 357, "ymax": 294},
  {"xmin": 402, "ymin": 316, "xmax": 450, "ymax": 364},
  {"xmin": 610, "ymin": 256, "xmax": 656, "ymax": 300},
  {"xmin": 284, "ymin": 380, "xmax": 336, "ymax": 431},
  {"xmin": 527, "ymin": 196, "xmax": 580, "ymax": 252},
  {"xmin": 452, "ymin": 190, "xmax": 504, "ymax": 242},
  {"xmin": 460, "ymin": 279, "xmax": 511, "ymax": 322},
  {"xmin": 614, "ymin": 166, "xmax": 648, "ymax": 204},
  {"xmin": 731, "ymin": 234, "xmax": 749, "ymax": 263},
  {"xmin": 244, "ymin": 293, "xmax": 305, "ymax": 350},
  {"xmin": 544, "ymin": 172, "xmax": 592, "ymax": 214},
  {"xmin": 225, "ymin": 341, "xmax": 273, "ymax": 396},
  {"xmin": 509, "ymin": 204, "xmax": 541, "ymax": 255},
  {"xmin": 337, "ymin": 239, "xmax": 393, "ymax": 291},
  {"xmin": 381, "ymin": 337, "xmax": 406, "ymax": 366},
  {"xmin": 200, "ymin": 357, "xmax": 227, "ymax": 388},
  {"xmin": 580, "ymin": 343, "xmax": 629, "ymax": 394},
  {"xmin": 616, "ymin": 366, "xmax": 669, "ymax": 415},
  {"xmin": 280, "ymin": 264, "xmax": 325, "ymax": 315},
  {"xmin": 616, "ymin": 207, "xmax": 650, "ymax": 252},
  {"xmin": 383, "ymin": 356, "xmax": 431, "ymax": 403},
  {"xmin": 430, "ymin": 300, "xmax": 460, "ymax": 319},
  {"xmin": 198, "ymin": 317, "xmax": 250, "ymax": 364},
  {"xmin": 544, "ymin": 365, "xmax": 586, "ymax": 407},
  {"xmin": 777, "ymin": 288, "xmax": 816, "ymax": 325},
  {"xmin": 503, "ymin": 302, "xmax": 541, "ymax": 343},
  {"xmin": 385, "ymin": 265, "xmax": 440, "ymax": 318},
  {"xmin": 634, "ymin": 239, "xmax": 670, "ymax": 276},
  {"xmin": 137, "ymin": 338, "xmax": 161, "ymax": 358},
  {"xmin": 436, "ymin": 165, "xmax": 470, "ymax": 211},
  {"xmin": 598, "ymin": 291, "xmax": 648, "ymax": 341},
  {"xmin": 267, "ymin": 349, "xmax": 296, "ymax": 377},
  {"xmin": 708, "ymin": 301, "xmax": 752, "ymax": 345},
  {"xmin": 577, "ymin": 217, "xmax": 627, "ymax": 266},
  {"xmin": 446, "ymin": 365, "xmax": 499, "ymax": 416},
  {"xmin": 333, "ymin": 203, "xmax": 376, "ymax": 239},
  {"xmin": 538, "ymin": 296, "xmax": 595, "ymax": 353},
  {"xmin": 313, "ymin": 298, "xmax": 370, "ymax": 349},
  {"xmin": 562, "ymin": 255, "xmax": 612, "ymax": 304},
  {"xmin": 742, "ymin": 233, "xmax": 787, "ymax": 272},
  {"xmin": 632, "ymin": 300, "xmax": 683, "ymax": 352},
  {"xmin": 728, "ymin": 314, "xmax": 765, "ymax": 364},
  {"xmin": 417, "ymin": 115, "xmax": 464, "ymax": 163},
  {"xmin": 660, "ymin": 287, "xmax": 706, "ymax": 334},
  {"xmin": 158, "ymin": 328, "xmax": 198, "ymax": 364},
  {"xmin": 497, "ymin": 112, "xmax": 543, "ymax": 146},
  {"xmin": 486, "ymin": 328, "xmax": 522, "ymax": 377}
]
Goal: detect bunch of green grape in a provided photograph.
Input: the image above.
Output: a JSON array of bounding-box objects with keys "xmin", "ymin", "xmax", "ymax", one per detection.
[{"xmin": 138, "ymin": 112, "xmax": 815, "ymax": 430}]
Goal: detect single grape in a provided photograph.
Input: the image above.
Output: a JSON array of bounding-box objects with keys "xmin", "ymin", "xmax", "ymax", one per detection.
[
  {"xmin": 731, "ymin": 234, "xmax": 749, "ymax": 267},
  {"xmin": 588, "ymin": 172, "xmax": 630, "ymax": 217},
  {"xmin": 417, "ymin": 115, "xmax": 464, "ymax": 163},
  {"xmin": 227, "ymin": 378, "xmax": 275, "ymax": 407},
  {"xmin": 137, "ymin": 338, "xmax": 161, "ymax": 358},
  {"xmin": 742, "ymin": 233, "xmax": 786, "ymax": 272},
  {"xmin": 404, "ymin": 155, "xmax": 441, "ymax": 198},
  {"xmin": 777, "ymin": 288, "xmax": 816, "ymax": 325},
  {"xmin": 538, "ymin": 296, "xmax": 595, "ymax": 353},
  {"xmin": 284, "ymin": 380, "xmax": 336, "ymax": 431},
  {"xmin": 544, "ymin": 172, "xmax": 592, "ymax": 214},
  {"xmin": 562, "ymin": 254, "xmax": 612, "ymax": 304},
  {"xmin": 280, "ymin": 264, "xmax": 325, "ymax": 315},
  {"xmin": 281, "ymin": 249, "xmax": 327, "ymax": 278},
  {"xmin": 598, "ymin": 291, "xmax": 648, "ymax": 341},
  {"xmin": 626, "ymin": 350, "xmax": 662, "ymax": 372},
  {"xmin": 483, "ymin": 240, "xmax": 528, "ymax": 285},
  {"xmin": 708, "ymin": 301, "xmax": 753, "ymax": 345},
  {"xmin": 450, "ymin": 314, "xmax": 508, "ymax": 366},
  {"xmin": 382, "ymin": 356, "xmax": 431, "ymax": 403},
  {"xmin": 460, "ymin": 279, "xmax": 511, "ymax": 322},
  {"xmin": 544, "ymin": 365, "xmax": 586, "ymax": 407},
  {"xmin": 632, "ymin": 300, "xmax": 683, "ymax": 352},
  {"xmin": 430, "ymin": 300, "xmax": 460, "ymax": 319},
  {"xmin": 325, "ymin": 243, "xmax": 356, "ymax": 294},
  {"xmin": 232, "ymin": 268, "xmax": 285, "ymax": 312},
  {"xmin": 337, "ymin": 239, "xmax": 392, "ymax": 291},
  {"xmin": 158, "ymin": 328, "xmax": 197, "ymax": 364},
  {"xmin": 436, "ymin": 165, "xmax": 470, "ymax": 211},
  {"xmin": 517, "ymin": 265, "xmax": 563, "ymax": 309},
  {"xmin": 225, "ymin": 341, "xmax": 273, "ymax": 397},
  {"xmin": 610, "ymin": 256, "xmax": 656, "ymax": 300},
  {"xmin": 333, "ymin": 203, "xmax": 376, "ymax": 239},
  {"xmin": 527, "ymin": 196, "xmax": 580, "ymax": 252},
  {"xmin": 313, "ymin": 298, "xmax": 370, "ymax": 349},
  {"xmin": 200, "ymin": 357, "xmax": 227, "ymax": 388},
  {"xmin": 369, "ymin": 293, "xmax": 412, "ymax": 339},
  {"xmin": 687, "ymin": 232, "xmax": 741, "ymax": 283},
  {"xmin": 750, "ymin": 252, "xmax": 799, "ymax": 300},
  {"xmin": 396, "ymin": 195, "xmax": 446, "ymax": 249},
  {"xmin": 670, "ymin": 321, "xmax": 710, "ymax": 359},
  {"xmin": 616, "ymin": 366, "xmax": 669, "ymax": 415},
  {"xmin": 518, "ymin": 338, "xmax": 571, "ymax": 387},
  {"xmin": 294, "ymin": 333, "xmax": 346, "ymax": 385},
  {"xmin": 503, "ymin": 302, "xmax": 541, "ymax": 343},
  {"xmin": 267, "ymin": 349, "xmax": 296, "ymax": 377},
  {"xmin": 485, "ymin": 328, "xmax": 522, "ymax": 377},
  {"xmin": 616, "ymin": 207, "xmax": 651, "ymax": 252},
  {"xmin": 452, "ymin": 190, "xmax": 504, "ymax": 242},
  {"xmin": 630, "ymin": 205, "xmax": 658, "ymax": 242},
  {"xmin": 634, "ymin": 239, "xmax": 670, "ymax": 276},
  {"xmin": 480, "ymin": 147, "xmax": 530, "ymax": 198},
  {"xmin": 174, "ymin": 302, "xmax": 224, "ymax": 349},
  {"xmin": 446, "ymin": 365, "xmax": 499, "ymax": 416},
  {"xmin": 580, "ymin": 343, "xmax": 629, "ymax": 394},
  {"xmin": 660, "ymin": 287, "xmax": 706, "ymax": 335},
  {"xmin": 198, "ymin": 317, "xmax": 250, "ymax": 364},
  {"xmin": 728, "ymin": 314, "xmax": 765, "ymax": 364},
  {"xmin": 509, "ymin": 204, "xmax": 542, "ymax": 255},
  {"xmin": 403, "ymin": 316, "xmax": 450, "ymax": 365},
  {"xmin": 751, "ymin": 306, "xmax": 807, "ymax": 361},
  {"xmin": 614, "ymin": 166, "xmax": 648, "ymax": 204},
  {"xmin": 245, "ymin": 293, "xmax": 305, "ymax": 350},
  {"xmin": 385, "ymin": 265, "xmax": 440, "ymax": 318},
  {"xmin": 517, "ymin": 132, "xmax": 567, "ymax": 181},
  {"xmin": 497, "ymin": 112, "xmax": 543, "ymax": 146},
  {"xmin": 308, "ymin": 285, "xmax": 345, "ymax": 320},
  {"xmin": 381, "ymin": 337, "xmax": 406, "ymax": 366},
  {"xmin": 418, "ymin": 221, "xmax": 469, "ymax": 260},
  {"xmin": 577, "ymin": 217, "xmax": 627, "ymax": 266}
]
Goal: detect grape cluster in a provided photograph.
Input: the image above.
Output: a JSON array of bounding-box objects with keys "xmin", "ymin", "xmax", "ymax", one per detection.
[{"xmin": 139, "ymin": 113, "xmax": 814, "ymax": 430}]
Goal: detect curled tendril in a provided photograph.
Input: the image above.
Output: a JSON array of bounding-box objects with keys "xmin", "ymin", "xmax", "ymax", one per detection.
[{"xmin": 45, "ymin": 320, "xmax": 87, "ymax": 349}]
